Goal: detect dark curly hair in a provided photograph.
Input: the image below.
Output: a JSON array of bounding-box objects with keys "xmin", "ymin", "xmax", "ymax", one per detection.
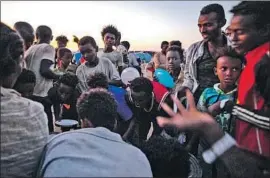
[
  {"xmin": 167, "ymin": 45, "xmax": 184, "ymax": 59},
  {"xmin": 78, "ymin": 36, "xmax": 98, "ymax": 52},
  {"xmin": 230, "ymin": 1, "xmax": 270, "ymax": 31},
  {"xmin": 135, "ymin": 136, "xmax": 190, "ymax": 178},
  {"xmin": 255, "ymin": 53, "xmax": 270, "ymax": 106},
  {"xmin": 169, "ymin": 40, "xmax": 182, "ymax": 48},
  {"xmin": 56, "ymin": 35, "xmax": 69, "ymax": 44},
  {"xmin": 14, "ymin": 21, "xmax": 35, "ymax": 50},
  {"xmin": 121, "ymin": 41, "xmax": 130, "ymax": 51},
  {"xmin": 14, "ymin": 69, "xmax": 36, "ymax": 85},
  {"xmin": 36, "ymin": 25, "xmax": 52, "ymax": 41},
  {"xmin": 161, "ymin": 41, "xmax": 169, "ymax": 48},
  {"xmin": 59, "ymin": 73, "xmax": 79, "ymax": 89},
  {"xmin": 0, "ymin": 22, "xmax": 24, "ymax": 79},
  {"xmin": 201, "ymin": 3, "xmax": 226, "ymax": 22},
  {"xmin": 77, "ymin": 88, "xmax": 117, "ymax": 131},
  {"xmin": 57, "ymin": 47, "xmax": 72, "ymax": 59},
  {"xmin": 101, "ymin": 25, "xmax": 119, "ymax": 39},
  {"xmin": 216, "ymin": 48, "xmax": 246, "ymax": 65},
  {"xmin": 130, "ymin": 77, "xmax": 153, "ymax": 95},
  {"xmin": 87, "ymin": 72, "xmax": 109, "ymax": 89}
]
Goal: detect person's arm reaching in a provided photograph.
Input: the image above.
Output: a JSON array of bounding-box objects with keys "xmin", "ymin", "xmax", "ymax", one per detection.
[
  {"xmin": 39, "ymin": 45, "xmax": 60, "ymax": 80},
  {"xmin": 156, "ymin": 90, "xmax": 270, "ymax": 178},
  {"xmin": 40, "ymin": 59, "xmax": 60, "ymax": 80}
]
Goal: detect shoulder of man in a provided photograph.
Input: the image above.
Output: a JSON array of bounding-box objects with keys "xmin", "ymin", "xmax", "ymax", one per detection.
[{"xmin": 186, "ymin": 40, "xmax": 204, "ymax": 54}]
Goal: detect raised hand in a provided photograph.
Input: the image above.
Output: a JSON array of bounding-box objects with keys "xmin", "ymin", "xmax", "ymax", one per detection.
[{"xmin": 157, "ymin": 90, "xmax": 215, "ymax": 134}]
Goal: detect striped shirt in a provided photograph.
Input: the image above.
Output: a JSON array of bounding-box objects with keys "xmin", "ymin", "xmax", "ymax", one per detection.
[{"xmin": 1, "ymin": 87, "xmax": 49, "ymax": 177}]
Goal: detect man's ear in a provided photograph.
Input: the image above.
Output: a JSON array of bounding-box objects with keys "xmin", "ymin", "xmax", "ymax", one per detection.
[
  {"xmin": 214, "ymin": 67, "xmax": 218, "ymax": 76},
  {"xmin": 219, "ymin": 19, "xmax": 226, "ymax": 28},
  {"xmin": 81, "ymin": 118, "xmax": 93, "ymax": 128},
  {"xmin": 51, "ymin": 35, "xmax": 54, "ymax": 41}
]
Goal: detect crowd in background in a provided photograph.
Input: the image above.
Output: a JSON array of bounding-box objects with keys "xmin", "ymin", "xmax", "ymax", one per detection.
[{"xmin": 1, "ymin": 1, "xmax": 270, "ymax": 178}]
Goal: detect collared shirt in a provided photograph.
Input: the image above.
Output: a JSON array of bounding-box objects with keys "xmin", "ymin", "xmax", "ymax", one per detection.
[
  {"xmin": 38, "ymin": 127, "xmax": 152, "ymax": 177},
  {"xmin": 178, "ymin": 35, "xmax": 230, "ymax": 95},
  {"xmin": 195, "ymin": 43, "xmax": 220, "ymax": 99},
  {"xmin": 197, "ymin": 83, "xmax": 237, "ymax": 134},
  {"xmin": 1, "ymin": 87, "xmax": 49, "ymax": 177}
]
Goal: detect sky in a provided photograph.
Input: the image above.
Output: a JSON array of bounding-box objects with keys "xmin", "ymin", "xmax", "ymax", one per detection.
[{"xmin": 1, "ymin": 1, "xmax": 239, "ymax": 51}]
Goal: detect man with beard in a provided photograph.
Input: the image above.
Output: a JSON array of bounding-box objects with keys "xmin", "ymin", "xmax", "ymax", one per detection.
[
  {"xmin": 97, "ymin": 25, "xmax": 124, "ymax": 74},
  {"xmin": 76, "ymin": 36, "xmax": 122, "ymax": 93},
  {"xmin": 176, "ymin": 4, "xmax": 229, "ymax": 104}
]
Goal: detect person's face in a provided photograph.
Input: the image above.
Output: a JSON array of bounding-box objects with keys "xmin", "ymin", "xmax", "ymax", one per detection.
[
  {"xmin": 131, "ymin": 90, "xmax": 152, "ymax": 108},
  {"xmin": 16, "ymin": 83, "xmax": 35, "ymax": 98},
  {"xmin": 229, "ymin": 15, "xmax": 263, "ymax": 55},
  {"xmin": 57, "ymin": 83, "xmax": 74, "ymax": 103},
  {"xmin": 62, "ymin": 52, "xmax": 72, "ymax": 67},
  {"xmin": 57, "ymin": 41, "xmax": 67, "ymax": 48},
  {"xmin": 215, "ymin": 56, "xmax": 242, "ymax": 89},
  {"xmin": 198, "ymin": 12, "xmax": 221, "ymax": 41},
  {"xmin": 161, "ymin": 44, "xmax": 169, "ymax": 53},
  {"xmin": 79, "ymin": 43, "xmax": 97, "ymax": 64},
  {"xmin": 104, "ymin": 33, "xmax": 116, "ymax": 48},
  {"xmin": 166, "ymin": 51, "xmax": 181, "ymax": 72}
]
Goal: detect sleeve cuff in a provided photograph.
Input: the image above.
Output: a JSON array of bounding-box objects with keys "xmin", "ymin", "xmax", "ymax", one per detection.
[{"xmin": 202, "ymin": 133, "xmax": 237, "ymax": 164}]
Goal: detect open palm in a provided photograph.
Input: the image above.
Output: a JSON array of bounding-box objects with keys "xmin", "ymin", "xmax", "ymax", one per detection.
[{"xmin": 157, "ymin": 90, "xmax": 215, "ymax": 133}]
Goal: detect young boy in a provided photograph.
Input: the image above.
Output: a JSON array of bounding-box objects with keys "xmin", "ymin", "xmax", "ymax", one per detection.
[
  {"xmin": 197, "ymin": 49, "xmax": 244, "ymax": 178},
  {"xmin": 13, "ymin": 69, "xmax": 54, "ymax": 132},
  {"xmin": 48, "ymin": 73, "xmax": 80, "ymax": 124},
  {"xmin": 55, "ymin": 47, "xmax": 73, "ymax": 72},
  {"xmin": 197, "ymin": 50, "xmax": 244, "ymax": 134}
]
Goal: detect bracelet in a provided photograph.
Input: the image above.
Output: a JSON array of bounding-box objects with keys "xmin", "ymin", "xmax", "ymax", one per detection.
[{"xmin": 202, "ymin": 132, "xmax": 237, "ymax": 164}]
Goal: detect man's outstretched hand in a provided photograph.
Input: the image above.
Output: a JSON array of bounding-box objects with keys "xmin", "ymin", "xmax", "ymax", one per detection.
[{"xmin": 157, "ymin": 90, "xmax": 224, "ymax": 144}]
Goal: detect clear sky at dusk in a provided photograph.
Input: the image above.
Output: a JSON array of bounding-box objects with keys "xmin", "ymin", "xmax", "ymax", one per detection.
[{"xmin": 1, "ymin": 1, "xmax": 239, "ymax": 51}]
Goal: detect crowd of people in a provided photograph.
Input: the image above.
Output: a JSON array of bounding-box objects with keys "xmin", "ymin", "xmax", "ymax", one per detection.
[{"xmin": 1, "ymin": 1, "xmax": 270, "ymax": 178}]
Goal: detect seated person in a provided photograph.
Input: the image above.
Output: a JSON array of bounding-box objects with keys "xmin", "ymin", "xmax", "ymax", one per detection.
[
  {"xmin": 125, "ymin": 77, "xmax": 173, "ymax": 141},
  {"xmin": 55, "ymin": 47, "xmax": 73, "ymax": 73},
  {"xmin": 1, "ymin": 22, "xmax": 48, "ymax": 177},
  {"xmin": 37, "ymin": 88, "xmax": 152, "ymax": 177},
  {"xmin": 132, "ymin": 135, "xmax": 201, "ymax": 178},
  {"xmin": 47, "ymin": 73, "xmax": 80, "ymax": 125},
  {"xmin": 76, "ymin": 36, "xmax": 122, "ymax": 93},
  {"xmin": 156, "ymin": 89, "xmax": 270, "ymax": 178},
  {"xmin": 196, "ymin": 49, "xmax": 244, "ymax": 178},
  {"xmin": 87, "ymin": 72, "xmax": 133, "ymax": 135},
  {"xmin": 13, "ymin": 68, "xmax": 54, "ymax": 132}
]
